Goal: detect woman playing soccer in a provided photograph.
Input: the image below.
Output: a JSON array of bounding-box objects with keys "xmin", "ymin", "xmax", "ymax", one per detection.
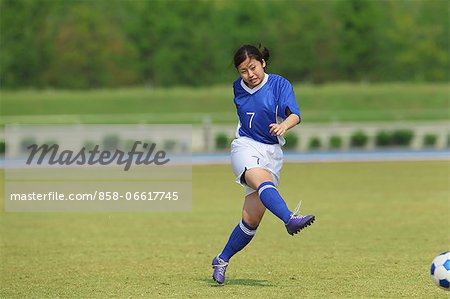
[{"xmin": 211, "ymin": 44, "xmax": 316, "ymax": 284}]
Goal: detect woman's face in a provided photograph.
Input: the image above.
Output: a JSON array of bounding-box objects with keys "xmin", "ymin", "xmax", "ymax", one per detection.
[{"xmin": 237, "ymin": 57, "xmax": 266, "ymax": 89}]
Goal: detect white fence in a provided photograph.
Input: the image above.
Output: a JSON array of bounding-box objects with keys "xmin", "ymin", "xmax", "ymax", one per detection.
[
  {"xmin": 194, "ymin": 121, "xmax": 450, "ymax": 152},
  {"xmin": 1, "ymin": 121, "xmax": 449, "ymax": 153}
]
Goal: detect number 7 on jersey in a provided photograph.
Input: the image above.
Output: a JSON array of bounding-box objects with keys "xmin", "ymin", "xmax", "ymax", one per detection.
[{"xmin": 246, "ymin": 112, "xmax": 255, "ymax": 129}]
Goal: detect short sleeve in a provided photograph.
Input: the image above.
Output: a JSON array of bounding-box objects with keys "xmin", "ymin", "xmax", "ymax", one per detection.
[{"xmin": 278, "ymin": 78, "xmax": 300, "ymax": 120}]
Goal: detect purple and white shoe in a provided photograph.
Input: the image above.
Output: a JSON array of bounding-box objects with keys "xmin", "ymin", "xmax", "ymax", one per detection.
[
  {"xmin": 285, "ymin": 200, "xmax": 315, "ymax": 235},
  {"xmin": 212, "ymin": 255, "xmax": 228, "ymax": 285}
]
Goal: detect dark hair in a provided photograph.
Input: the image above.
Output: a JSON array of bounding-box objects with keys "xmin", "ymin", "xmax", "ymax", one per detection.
[{"xmin": 233, "ymin": 44, "xmax": 270, "ymax": 69}]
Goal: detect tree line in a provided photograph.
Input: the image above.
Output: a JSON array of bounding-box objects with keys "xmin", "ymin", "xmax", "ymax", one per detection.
[{"xmin": 1, "ymin": 0, "xmax": 448, "ymax": 89}]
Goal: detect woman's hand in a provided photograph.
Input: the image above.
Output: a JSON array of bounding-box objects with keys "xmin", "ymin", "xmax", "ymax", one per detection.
[
  {"xmin": 269, "ymin": 123, "xmax": 288, "ymax": 136},
  {"xmin": 269, "ymin": 114, "xmax": 300, "ymax": 136}
]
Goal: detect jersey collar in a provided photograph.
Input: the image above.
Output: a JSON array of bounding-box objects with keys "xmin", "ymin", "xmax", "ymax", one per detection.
[{"xmin": 240, "ymin": 73, "xmax": 269, "ymax": 94}]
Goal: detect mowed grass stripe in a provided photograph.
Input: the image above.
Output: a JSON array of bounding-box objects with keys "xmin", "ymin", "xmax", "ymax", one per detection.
[
  {"xmin": 1, "ymin": 83, "xmax": 448, "ymax": 123},
  {"xmin": 1, "ymin": 109, "xmax": 448, "ymax": 124}
]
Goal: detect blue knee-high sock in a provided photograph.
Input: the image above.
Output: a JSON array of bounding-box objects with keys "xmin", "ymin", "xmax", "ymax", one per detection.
[
  {"xmin": 257, "ymin": 181, "xmax": 292, "ymax": 224},
  {"xmin": 219, "ymin": 219, "xmax": 257, "ymax": 262}
]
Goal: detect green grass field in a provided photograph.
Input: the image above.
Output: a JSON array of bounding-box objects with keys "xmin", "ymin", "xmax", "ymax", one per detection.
[
  {"xmin": 1, "ymin": 83, "xmax": 448, "ymax": 124},
  {"xmin": 0, "ymin": 161, "xmax": 449, "ymax": 298}
]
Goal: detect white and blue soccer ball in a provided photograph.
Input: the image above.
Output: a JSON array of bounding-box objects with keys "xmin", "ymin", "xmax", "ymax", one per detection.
[{"xmin": 430, "ymin": 251, "xmax": 450, "ymax": 290}]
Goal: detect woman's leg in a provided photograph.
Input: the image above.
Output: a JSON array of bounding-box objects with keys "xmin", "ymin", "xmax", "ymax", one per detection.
[
  {"xmin": 217, "ymin": 192, "xmax": 263, "ymax": 262},
  {"xmin": 242, "ymin": 191, "xmax": 266, "ymax": 227},
  {"xmin": 243, "ymin": 167, "xmax": 274, "ymax": 189},
  {"xmin": 244, "ymin": 167, "xmax": 316, "ymax": 235},
  {"xmin": 212, "ymin": 192, "xmax": 264, "ymax": 284},
  {"xmin": 244, "ymin": 167, "xmax": 292, "ymax": 224}
]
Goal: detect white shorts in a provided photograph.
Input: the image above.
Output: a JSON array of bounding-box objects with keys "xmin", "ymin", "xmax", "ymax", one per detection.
[{"xmin": 230, "ymin": 137, "xmax": 283, "ymax": 196}]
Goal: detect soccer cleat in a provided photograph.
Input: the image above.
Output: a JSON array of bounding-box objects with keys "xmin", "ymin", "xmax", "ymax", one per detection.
[
  {"xmin": 285, "ymin": 200, "xmax": 316, "ymax": 235},
  {"xmin": 212, "ymin": 255, "xmax": 228, "ymax": 285}
]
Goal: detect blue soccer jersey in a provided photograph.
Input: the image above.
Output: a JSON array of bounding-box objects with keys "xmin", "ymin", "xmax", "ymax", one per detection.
[{"xmin": 233, "ymin": 73, "xmax": 301, "ymax": 145}]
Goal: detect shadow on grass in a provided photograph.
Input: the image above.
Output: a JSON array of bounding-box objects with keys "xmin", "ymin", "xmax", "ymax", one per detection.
[{"xmin": 199, "ymin": 277, "xmax": 273, "ymax": 287}]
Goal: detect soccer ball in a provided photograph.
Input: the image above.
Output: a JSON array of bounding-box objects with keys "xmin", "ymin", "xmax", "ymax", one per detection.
[{"xmin": 430, "ymin": 251, "xmax": 450, "ymax": 290}]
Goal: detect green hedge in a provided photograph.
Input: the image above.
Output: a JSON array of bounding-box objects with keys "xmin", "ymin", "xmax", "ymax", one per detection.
[
  {"xmin": 102, "ymin": 134, "xmax": 120, "ymax": 150},
  {"xmin": 215, "ymin": 133, "xmax": 229, "ymax": 150},
  {"xmin": 375, "ymin": 131, "xmax": 392, "ymax": 147},
  {"xmin": 350, "ymin": 131, "xmax": 368, "ymax": 148},
  {"xmin": 309, "ymin": 136, "xmax": 321, "ymax": 150},
  {"xmin": 0, "ymin": 141, "xmax": 5, "ymax": 154},
  {"xmin": 423, "ymin": 134, "xmax": 437, "ymax": 147},
  {"xmin": 284, "ymin": 133, "xmax": 299, "ymax": 150},
  {"xmin": 392, "ymin": 130, "xmax": 414, "ymax": 146},
  {"xmin": 20, "ymin": 137, "xmax": 37, "ymax": 152},
  {"xmin": 375, "ymin": 129, "xmax": 414, "ymax": 147},
  {"xmin": 329, "ymin": 135, "xmax": 342, "ymax": 149}
]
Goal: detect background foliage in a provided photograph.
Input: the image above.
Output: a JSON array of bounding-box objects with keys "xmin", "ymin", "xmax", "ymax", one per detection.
[{"xmin": 1, "ymin": 0, "xmax": 448, "ymax": 89}]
